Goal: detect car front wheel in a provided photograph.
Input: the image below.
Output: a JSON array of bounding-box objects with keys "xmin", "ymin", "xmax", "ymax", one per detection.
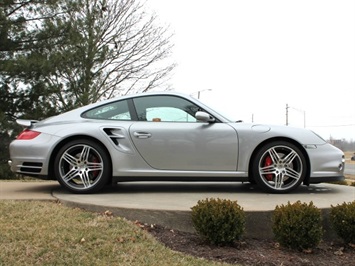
[
  {"xmin": 54, "ymin": 139, "xmax": 111, "ymax": 193},
  {"xmin": 252, "ymin": 141, "xmax": 307, "ymax": 193}
]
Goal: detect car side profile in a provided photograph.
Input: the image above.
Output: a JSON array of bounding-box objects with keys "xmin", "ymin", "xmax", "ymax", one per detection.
[{"xmin": 9, "ymin": 92, "xmax": 345, "ymax": 193}]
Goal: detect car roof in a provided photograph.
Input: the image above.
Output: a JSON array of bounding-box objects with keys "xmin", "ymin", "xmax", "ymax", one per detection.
[
  {"xmin": 85, "ymin": 91, "xmax": 193, "ymax": 108},
  {"xmin": 42, "ymin": 91, "xmax": 227, "ymax": 123}
]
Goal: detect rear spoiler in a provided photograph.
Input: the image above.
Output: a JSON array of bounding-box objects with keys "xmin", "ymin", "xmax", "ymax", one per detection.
[{"xmin": 16, "ymin": 119, "xmax": 39, "ymax": 127}]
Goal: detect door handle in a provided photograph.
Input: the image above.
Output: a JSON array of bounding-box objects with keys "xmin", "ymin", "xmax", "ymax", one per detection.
[{"xmin": 133, "ymin": 132, "xmax": 152, "ymax": 139}]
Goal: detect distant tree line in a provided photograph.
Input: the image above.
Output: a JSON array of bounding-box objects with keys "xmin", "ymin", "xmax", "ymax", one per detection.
[
  {"xmin": 0, "ymin": 0, "xmax": 175, "ymax": 178},
  {"xmin": 328, "ymin": 138, "xmax": 355, "ymax": 152}
]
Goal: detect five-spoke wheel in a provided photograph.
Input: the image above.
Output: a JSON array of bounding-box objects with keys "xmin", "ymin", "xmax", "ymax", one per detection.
[
  {"xmin": 252, "ymin": 141, "xmax": 307, "ymax": 193},
  {"xmin": 54, "ymin": 139, "xmax": 111, "ymax": 193}
]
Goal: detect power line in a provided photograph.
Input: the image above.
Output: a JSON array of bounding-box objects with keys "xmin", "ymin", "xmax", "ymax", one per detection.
[{"xmin": 309, "ymin": 124, "xmax": 355, "ymax": 128}]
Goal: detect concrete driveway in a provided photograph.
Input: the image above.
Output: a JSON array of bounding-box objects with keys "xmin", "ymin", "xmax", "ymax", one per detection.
[{"xmin": 1, "ymin": 180, "xmax": 354, "ymax": 240}]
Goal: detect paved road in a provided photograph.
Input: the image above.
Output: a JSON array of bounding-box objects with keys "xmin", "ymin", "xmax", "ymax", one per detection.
[{"xmin": 345, "ymin": 164, "xmax": 355, "ymax": 175}]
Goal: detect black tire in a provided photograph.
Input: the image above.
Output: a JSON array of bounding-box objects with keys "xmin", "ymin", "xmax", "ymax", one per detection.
[
  {"xmin": 54, "ymin": 139, "xmax": 111, "ymax": 193},
  {"xmin": 252, "ymin": 141, "xmax": 306, "ymax": 193}
]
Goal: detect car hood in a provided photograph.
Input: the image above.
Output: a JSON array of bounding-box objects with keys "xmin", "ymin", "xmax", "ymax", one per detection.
[{"xmin": 229, "ymin": 122, "xmax": 327, "ymax": 145}]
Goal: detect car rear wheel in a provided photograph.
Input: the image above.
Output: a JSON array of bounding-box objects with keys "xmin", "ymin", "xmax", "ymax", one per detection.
[
  {"xmin": 252, "ymin": 141, "xmax": 306, "ymax": 193},
  {"xmin": 54, "ymin": 139, "xmax": 111, "ymax": 193}
]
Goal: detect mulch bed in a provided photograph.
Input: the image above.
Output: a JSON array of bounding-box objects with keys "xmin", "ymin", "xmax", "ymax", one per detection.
[{"xmin": 137, "ymin": 222, "xmax": 355, "ymax": 266}]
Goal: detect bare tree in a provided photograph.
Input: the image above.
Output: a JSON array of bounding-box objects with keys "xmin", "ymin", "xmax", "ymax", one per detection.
[{"xmin": 43, "ymin": 0, "xmax": 175, "ymax": 110}]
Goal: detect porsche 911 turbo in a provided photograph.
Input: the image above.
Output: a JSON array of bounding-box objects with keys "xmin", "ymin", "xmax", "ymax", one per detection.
[{"xmin": 9, "ymin": 92, "xmax": 345, "ymax": 193}]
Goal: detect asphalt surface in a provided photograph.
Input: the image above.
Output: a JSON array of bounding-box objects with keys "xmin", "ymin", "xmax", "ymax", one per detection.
[
  {"xmin": 345, "ymin": 163, "xmax": 355, "ymax": 175},
  {"xmin": 1, "ymin": 180, "xmax": 354, "ymax": 239}
]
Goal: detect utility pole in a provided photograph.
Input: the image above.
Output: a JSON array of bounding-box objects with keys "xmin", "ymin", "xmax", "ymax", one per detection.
[
  {"xmin": 286, "ymin": 104, "xmax": 289, "ymax": 126},
  {"xmin": 191, "ymin": 89, "xmax": 212, "ymax": 99},
  {"xmin": 286, "ymin": 104, "xmax": 306, "ymax": 128}
]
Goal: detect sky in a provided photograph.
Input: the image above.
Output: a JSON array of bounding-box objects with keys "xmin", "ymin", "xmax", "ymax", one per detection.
[{"xmin": 146, "ymin": 0, "xmax": 355, "ymax": 141}]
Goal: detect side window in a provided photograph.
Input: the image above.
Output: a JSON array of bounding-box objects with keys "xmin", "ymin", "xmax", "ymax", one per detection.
[
  {"xmin": 146, "ymin": 107, "xmax": 196, "ymax": 122},
  {"xmin": 81, "ymin": 100, "xmax": 131, "ymax": 120},
  {"xmin": 133, "ymin": 95, "xmax": 200, "ymax": 122}
]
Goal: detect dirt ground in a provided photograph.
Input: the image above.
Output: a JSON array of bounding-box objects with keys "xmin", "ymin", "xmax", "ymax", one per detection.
[
  {"xmin": 139, "ymin": 223, "xmax": 355, "ymax": 266},
  {"xmin": 140, "ymin": 156, "xmax": 355, "ymax": 266}
]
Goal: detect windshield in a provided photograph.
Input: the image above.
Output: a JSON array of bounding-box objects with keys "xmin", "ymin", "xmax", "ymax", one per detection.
[{"xmin": 190, "ymin": 96, "xmax": 235, "ymax": 122}]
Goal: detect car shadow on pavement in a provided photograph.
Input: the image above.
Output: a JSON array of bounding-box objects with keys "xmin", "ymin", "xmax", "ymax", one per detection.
[{"xmin": 101, "ymin": 181, "xmax": 345, "ymax": 195}]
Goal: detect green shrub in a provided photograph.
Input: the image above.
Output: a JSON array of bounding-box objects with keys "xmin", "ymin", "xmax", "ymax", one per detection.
[
  {"xmin": 272, "ymin": 201, "xmax": 323, "ymax": 250},
  {"xmin": 330, "ymin": 201, "xmax": 355, "ymax": 244},
  {"xmin": 191, "ymin": 198, "xmax": 245, "ymax": 245}
]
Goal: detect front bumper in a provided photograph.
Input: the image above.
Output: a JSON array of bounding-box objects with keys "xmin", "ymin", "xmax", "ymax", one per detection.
[{"xmin": 306, "ymin": 142, "xmax": 345, "ymax": 181}]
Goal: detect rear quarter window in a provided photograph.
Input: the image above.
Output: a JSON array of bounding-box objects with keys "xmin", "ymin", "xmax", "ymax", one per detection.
[{"xmin": 81, "ymin": 100, "xmax": 131, "ymax": 120}]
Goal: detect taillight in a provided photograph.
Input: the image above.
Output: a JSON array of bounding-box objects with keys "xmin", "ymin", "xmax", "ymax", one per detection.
[{"xmin": 17, "ymin": 129, "xmax": 41, "ymax": 140}]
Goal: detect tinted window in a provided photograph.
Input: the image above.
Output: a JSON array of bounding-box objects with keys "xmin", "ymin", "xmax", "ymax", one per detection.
[
  {"xmin": 82, "ymin": 100, "xmax": 131, "ymax": 120},
  {"xmin": 133, "ymin": 95, "xmax": 200, "ymax": 122}
]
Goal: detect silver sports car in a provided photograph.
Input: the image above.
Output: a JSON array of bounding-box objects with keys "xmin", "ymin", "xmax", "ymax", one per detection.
[{"xmin": 9, "ymin": 92, "xmax": 345, "ymax": 194}]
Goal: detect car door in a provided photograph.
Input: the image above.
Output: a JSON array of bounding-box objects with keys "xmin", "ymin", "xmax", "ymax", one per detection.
[{"xmin": 129, "ymin": 95, "xmax": 238, "ymax": 171}]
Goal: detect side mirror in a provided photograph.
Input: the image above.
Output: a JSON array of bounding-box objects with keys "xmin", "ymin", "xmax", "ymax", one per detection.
[{"xmin": 195, "ymin": 111, "xmax": 215, "ymax": 123}]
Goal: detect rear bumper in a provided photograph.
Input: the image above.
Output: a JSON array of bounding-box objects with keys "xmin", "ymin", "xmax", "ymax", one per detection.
[{"xmin": 9, "ymin": 133, "xmax": 60, "ymax": 176}]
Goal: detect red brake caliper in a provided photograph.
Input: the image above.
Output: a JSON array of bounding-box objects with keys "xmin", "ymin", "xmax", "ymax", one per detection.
[
  {"xmin": 264, "ymin": 156, "xmax": 273, "ymax": 181},
  {"xmin": 92, "ymin": 156, "xmax": 100, "ymax": 178}
]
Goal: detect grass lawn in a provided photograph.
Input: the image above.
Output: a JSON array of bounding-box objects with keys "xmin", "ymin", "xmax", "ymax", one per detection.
[
  {"xmin": 345, "ymin": 151, "xmax": 355, "ymax": 164},
  {"xmin": 0, "ymin": 201, "xmax": 229, "ymax": 266}
]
